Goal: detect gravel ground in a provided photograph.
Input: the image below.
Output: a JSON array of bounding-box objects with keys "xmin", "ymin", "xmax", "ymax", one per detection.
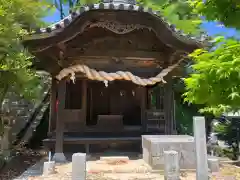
[
  {"xmin": 10, "ymin": 155, "xmax": 240, "ymax": 180},
  {"xmin": 27, "ymin": 158, "xmax": 195, "ymax": 180}
]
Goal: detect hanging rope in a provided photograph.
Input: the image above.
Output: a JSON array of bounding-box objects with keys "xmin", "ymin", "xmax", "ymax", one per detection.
[{"xmin": 55, "ymin": 60, "xmax": 182, "ymax": 86}]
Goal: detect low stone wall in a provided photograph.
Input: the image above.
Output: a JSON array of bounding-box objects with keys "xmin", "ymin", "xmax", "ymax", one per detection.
[{"xmin": 142, "ymin": 135, "xmax": 196, "ymax": 169}]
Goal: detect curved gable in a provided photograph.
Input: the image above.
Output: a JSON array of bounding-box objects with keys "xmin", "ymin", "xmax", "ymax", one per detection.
[{"xmin": 24, "ymin": 2, "xmax": 208, "ymax": 53}]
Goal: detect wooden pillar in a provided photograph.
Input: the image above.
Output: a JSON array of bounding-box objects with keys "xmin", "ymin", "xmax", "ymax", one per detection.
[
  {"xmin": 172, "ymin": 98, "xmax": 177, "ymax": 134},
  {"xmin": 164, "ymin": 76, "xmax": 174, "ymax": 134},
  {"xmin": 170, "ymin": 86, "xmax": 175, "ymax": 134},
  {"xmin": 52, "ymin": 79, "xmax": 66, "ymax": 162},
  {"xmin": 48, "ymin": 78, "xmax": 57, "ymax": 134},
  {"xmin": 141, "ymin": 87, "xmax": 147, "ymax": 132},
  {"xmin": 81, "ymin": 79, "xmax": 87, "ymax": 129}
]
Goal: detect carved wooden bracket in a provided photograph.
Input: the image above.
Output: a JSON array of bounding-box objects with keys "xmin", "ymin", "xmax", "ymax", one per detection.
[{"xmin": 89, "ymin": 21, "xmax": 151, "ymax": 35}]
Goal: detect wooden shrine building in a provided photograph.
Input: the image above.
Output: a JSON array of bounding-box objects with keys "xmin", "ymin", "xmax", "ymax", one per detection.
[{"xmin": 23, "ymin": 0, "xmax": 206, "ymax": 161}]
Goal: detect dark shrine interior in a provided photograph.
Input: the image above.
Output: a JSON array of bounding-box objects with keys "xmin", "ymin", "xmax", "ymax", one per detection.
[{"xmin": 65, "ymin": 80, "xmax": 143, "ymax": 126}]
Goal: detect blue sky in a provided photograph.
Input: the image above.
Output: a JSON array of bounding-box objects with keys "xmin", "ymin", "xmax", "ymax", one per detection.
[{"xmin": 44, "ymin": 9, "xmax": 240, "ymax": 38}]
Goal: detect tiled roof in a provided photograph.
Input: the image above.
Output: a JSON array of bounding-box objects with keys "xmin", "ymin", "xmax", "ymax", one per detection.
[{"xmin": 31, "ymin": 2, "xmax": 209, "ymax": 45}]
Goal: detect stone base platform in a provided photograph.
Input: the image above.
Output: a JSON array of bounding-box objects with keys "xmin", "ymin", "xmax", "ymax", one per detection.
[{"xmin": 142, "ymin": 135, "xmax": 196, "ymax": 169}]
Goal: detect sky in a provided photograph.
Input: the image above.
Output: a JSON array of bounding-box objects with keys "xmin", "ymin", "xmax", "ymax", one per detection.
[{"xmin": 44, "ymin": 8, "xmax": 240, "ymax": 39}]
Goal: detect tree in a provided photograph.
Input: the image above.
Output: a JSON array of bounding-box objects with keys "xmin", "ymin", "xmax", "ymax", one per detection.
[
  {"xmin": 184, "ymin": 37, "xmax": 240, "ymax": 115},
  {"xmin": 182, "ymin": 0, "xmax": 240, "ymax": 159},
  {"xmin": 137, "ymin": 0, "xmax": 202, "ymax": 34},
  {"xmin": 190, "ymin": 0, "xmax": 240, "ymax": 29},
  {"xmin": 183, "ymin": 1, "xmax": 240, "ymax": 116},
  {"xmin": 213, "ymin": 117, "xmax": 240, "ymax": 160},
  {"xmin": 0, "ymin": 0, "xmax": 50, "ymax": 127}
]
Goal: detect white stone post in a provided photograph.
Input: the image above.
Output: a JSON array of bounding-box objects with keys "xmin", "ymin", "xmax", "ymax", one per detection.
[
  {"xmin": 193, "ymin": 116, "xmax": 208, "ymax": 180},
  {"xmin": 72, "ymin": 153, "xmax": 86, "ymax": 180},
  {"xmin": 208, "ymin": 158, "xmax": 219, "ymax": 172},
  {"xmin": 163, "ymin": 150, "xmax": 180, "ymax": 180},
  {"xmin": 43, "ymin": 161, "xmax": 56, "ymax": 175}
]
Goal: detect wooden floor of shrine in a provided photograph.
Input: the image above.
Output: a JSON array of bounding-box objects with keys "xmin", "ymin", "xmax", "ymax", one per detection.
[
  {"xmin": 43, "ymin": 135, "xmax": 142, "ymax": 153},
  {"xmin": 43, "ymin": 127, "xmax": 164, "ymax": 153}
]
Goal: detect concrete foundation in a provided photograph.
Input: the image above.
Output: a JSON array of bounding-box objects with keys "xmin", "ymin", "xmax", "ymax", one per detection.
[{"xmin": 142, "ymin": 135, "xmax": 196, "ymax": 169}]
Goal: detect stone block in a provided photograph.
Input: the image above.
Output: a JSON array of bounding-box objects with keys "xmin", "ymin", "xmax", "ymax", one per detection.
[
  {"xmin": 142, "ymin": 147, "xmax": 150, "ymax": 165},
  {"xmin": 43, "ymin": 161, "xmax": 55, "ymax": 175},
  {"xmin": 193, "ymin": 116, "xmax": 208, "ymax": 180},
  {"xmin": 72, "ymin": 153, "xmax": 86, "ymax": 180},
  {"xmin": 142, "ymin": 135, "xmax": 196, "ymax": 169},
  {"xmin": 152, "ymin": 156, "xmax": 164, "ymax": 169},
  {"xmin": 208, "ymin": 158, "xmax": 220, "ymax": 172},
  {"xmin": 164, "ymin": 150, "xmax": 180, "ymax": 180}
]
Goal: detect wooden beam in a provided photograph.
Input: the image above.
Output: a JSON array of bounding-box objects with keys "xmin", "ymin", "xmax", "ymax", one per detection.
[
  {"xmin": 68, "ymin": 58, "xmax": 162, "ymax": 69},
  {"xmin": 70, "ymin": 56, "xmax": 160, "ymax": 62},
  {"xmin": 66, "ymin": 50, "xmax": 164, "ymax": 60}
]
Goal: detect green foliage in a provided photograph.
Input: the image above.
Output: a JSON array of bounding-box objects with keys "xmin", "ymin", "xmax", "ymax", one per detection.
[
  {"xmin": 137, "ymin": 0, "xmax": 202, "ymax": 34},
  {"xmin": 214, "ymin": 118, "xmax": 240, "ymax": 160},
  {"xmin": 222, "ymin": 148, "xmax": 236, "ymax": 160},
  {"xmin": 184, "ymin": 37, "xmax": 240, "ymax": 115},
  {"xmin": 183, "ymin": 0, "xmax": 240, "ymax": 116},
  {"xmin": 214, "ymin": 120, "xmax": 233, "ymax": 145},
  {"xmin": 0, "ymin": 0, "xmax": 50, "ymax": 108},
  {"xmin": 183, "ymin": 0, "xmax": 240, "ymax": 153},
  {"xmin": 190, "ymin": 0, "xmax": 240, "ymax": 29},
  {"xmin": 175, "ymin": 102, "xmax": 194, "ymax": 135},
  {"xmin": 208, "ymin": 145, "xmax": 236, "ymax": 160}
]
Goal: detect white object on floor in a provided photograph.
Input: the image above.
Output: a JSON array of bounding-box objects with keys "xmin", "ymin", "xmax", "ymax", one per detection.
[
  {"xmin": 43, "ymin": 161, "xmax": 55, "ymax": 175},
  {"xmin": 208, "ymin": 158, "xmax": 220, "ymax": 172},
  {"xmin": 163, "ymin": 150, "xmax": 180, "ymax": 180},
  {"xmin": 72, "ymin": 153, "xmax": 86, "ymax": 180}
]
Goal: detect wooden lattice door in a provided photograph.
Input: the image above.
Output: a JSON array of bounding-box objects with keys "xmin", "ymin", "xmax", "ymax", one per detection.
[{"xmin": 146, "ymin": 86, "xmax": 166, "ymax": 133}]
